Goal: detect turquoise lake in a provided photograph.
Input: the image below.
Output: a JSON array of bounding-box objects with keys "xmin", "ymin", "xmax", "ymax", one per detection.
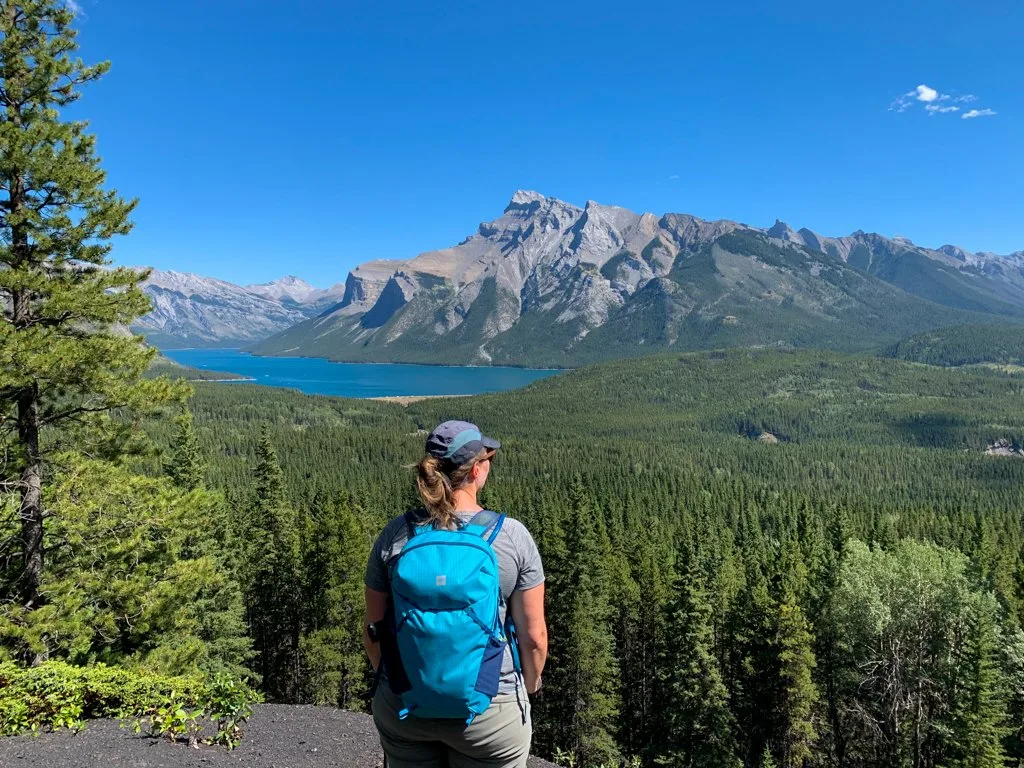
[{"xmin": 161, "ymin": 349, "xmax": 562, "ymax": 398}]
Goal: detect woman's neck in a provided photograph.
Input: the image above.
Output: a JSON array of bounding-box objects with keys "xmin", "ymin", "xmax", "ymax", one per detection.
[{"xmin": 451, "ymin": 487, "xmax": 481, "ymax": 512}]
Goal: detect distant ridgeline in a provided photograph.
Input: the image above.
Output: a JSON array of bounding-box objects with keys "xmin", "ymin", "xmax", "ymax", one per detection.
[
  {"xmin": 883, "ymin": 323, "xmax": 1024, "ymax": 367},
  {"xmin": 127, "ymin": 348, "xmax": 1024, "ymax": 767}
]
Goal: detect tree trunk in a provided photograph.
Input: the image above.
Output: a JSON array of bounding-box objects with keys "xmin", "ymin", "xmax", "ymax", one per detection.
[
  {"xmin": 6, "ymin": 8, "xmax": 40, "ymax": 618},
  {"xmin": 17, "ymin": 385, "xmax": 42, "ymax": 608},
  {"xmin": 14, "ymin": 280, "xmax": 43, "ymax": 616}
]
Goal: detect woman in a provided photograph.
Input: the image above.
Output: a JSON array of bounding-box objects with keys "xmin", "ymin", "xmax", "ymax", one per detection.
[{"xmin": 364, "ymin": 419, "xmax": 547, "ymax": 768}]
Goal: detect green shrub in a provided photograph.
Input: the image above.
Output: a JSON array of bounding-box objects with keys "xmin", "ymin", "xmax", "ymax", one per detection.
[{"xmin": 0, "ymin": 660, "xmax": 257, "ymax": 748}]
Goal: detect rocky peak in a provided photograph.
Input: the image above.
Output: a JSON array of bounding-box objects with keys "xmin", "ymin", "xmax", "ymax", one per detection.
[
  {"xmin": 938, "ymin": 244, "xmax": 971, "ymax": 262},
  {"xmin": 658, "ymin": 213, "xmax": 745, "ymax": 250},
  {"xmin": 505, "ymin": 190, "xmax": 548, "ymax": 214},
  {"xmin": 480, "ymin": 193, "xmax": 582, "ymax": 244},
  {"xmin": 766, "ymin": 220, "xmax": 807, "ymax": 245},
  {"xmin": 797, "ymin": 228, "xmax": 822, "ymax": 252},
  {"xmin": 246, "ymin": 275, "xmax": 320, "ymax": 304}
]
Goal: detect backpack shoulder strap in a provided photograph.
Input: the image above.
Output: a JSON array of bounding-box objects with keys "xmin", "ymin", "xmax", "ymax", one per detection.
[
  {"xmin": 465, "ymin": 510, "xmax": 506, "ymax": 544},
  {"xmin": 403, "ymin": 509, "xmax": 430, "ymax": 539}
]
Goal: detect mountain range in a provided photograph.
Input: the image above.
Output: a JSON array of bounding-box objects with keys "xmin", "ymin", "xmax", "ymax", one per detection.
[
  {"xmin": 133, "ymin": 271, "xmax": 346, "ymax": 348},
  {"xmin": 134, "ymin": 191, "xmax": 1024, "ymax": 366}
]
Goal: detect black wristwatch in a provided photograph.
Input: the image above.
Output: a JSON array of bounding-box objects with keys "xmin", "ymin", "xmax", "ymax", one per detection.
[{"xmin": 367, "ymin": 622, "xmax": 380, "ymax": 643}]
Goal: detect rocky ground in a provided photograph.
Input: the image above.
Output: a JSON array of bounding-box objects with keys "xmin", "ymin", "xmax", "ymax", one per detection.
[{"xmin": 0, "ymin": 704, "xmax": 557, "ymax": 768}]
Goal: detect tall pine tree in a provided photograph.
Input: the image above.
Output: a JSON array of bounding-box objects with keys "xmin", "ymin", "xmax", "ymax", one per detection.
[
  {"xmin": 242, "ymin": 426, "xmax": 302, "ymax": 701},
  {"xmin": 655, "ymin": 550, "xmax": 740, "ymax": 768},
  {"xmin": 544, "ymin": 479, "xmax": 620, "ymax": 766},
  {"xmin": 0, "ymin": 0, "xmax": 183, "ymax": 625},
  {"xmin": 774, "ymin": 597, "xmax": 818, "ymax": 768},
  {"xmin": 946, "ymin": 594, "xmax": 1009, "ymax": 768},
  {"xmin": 299, "ymin": 491, "xmax": 371, "ymax": 709}
]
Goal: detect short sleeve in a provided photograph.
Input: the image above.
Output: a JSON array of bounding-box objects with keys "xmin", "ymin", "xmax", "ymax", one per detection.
[
  {"xmin": 514, "ymin": 524, "xmax": 545, "ymax": 592},
  {"xmin": 364, "ymin": 529, "xmax": 392, "ymax": 593}
]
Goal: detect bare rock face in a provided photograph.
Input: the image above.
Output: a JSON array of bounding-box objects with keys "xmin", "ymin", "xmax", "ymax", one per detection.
[
  {"xmin": 986, "ymin": 439, "xmax": 1023, "ymax": 457},
  {"xmin": 360, "ymin": 272, "xmax": 418, "ymax": 329},
  {"xmin": 339, "ymin": 261, "xmax": 406, "ymax": 315}
]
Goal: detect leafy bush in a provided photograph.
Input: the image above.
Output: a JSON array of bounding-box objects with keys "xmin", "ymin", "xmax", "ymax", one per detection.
[{"xmin": 0, "ymin": 661, "xmax": 257, "ymax": 748}]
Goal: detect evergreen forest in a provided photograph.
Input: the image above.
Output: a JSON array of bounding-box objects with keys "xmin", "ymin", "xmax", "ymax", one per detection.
[{"xmin": 133, "ymin": 349, "xmax": 1024, "ymax": 767}]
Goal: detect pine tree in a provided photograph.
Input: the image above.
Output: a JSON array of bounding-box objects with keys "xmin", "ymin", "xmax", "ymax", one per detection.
[
  {"xmin": 946, "ymin": 594, "xmax": 1009, "ymax": 768},
  {"xmin": 618, "ymin": 517, "xmax": 673, "ymax": 755},
  {"xmin": 0, "ymin": 0, "xmax": 183, "ymax": 626},
  {"xmin": 543, "ymin": 479, "xmax": 620, "ymax": 766},
  {"xmin": 732, "ymin": 576, "xmax": 778, "ymax": 765},
  {"xmin": 530, "ymin": 494, "xmax": 571, "ymax": 758},
  {"xmin": 656, "ymin": 552, "xmax": 740, "ymax": 768},
  {"xmin": 243, "ymin": 426, "xmax": 302, "ymax": 701},
  {"xmin": 0, "ymin": 454, "xmax": 249, "ymax": 675},
  {"xmin": 299, "ymin": 492, "xmax": 371, "ymax": 709},
  {"xmin": 774, "ymin": 598, "xmax": 818, "ymax": 768},
  {"xmin": 164, "ymin": 409, "xmax": 206, "ymax": 490}
]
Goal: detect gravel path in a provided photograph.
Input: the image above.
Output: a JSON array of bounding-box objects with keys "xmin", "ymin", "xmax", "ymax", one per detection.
[{"xmin": 0, "ymin": 705, "xmax": 557, "ymax": 768}]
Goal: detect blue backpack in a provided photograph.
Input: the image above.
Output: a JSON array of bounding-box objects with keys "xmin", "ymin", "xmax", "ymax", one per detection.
[{"xmin": 379, "ymin": 510, "xmax": 519, "ymax": 724}]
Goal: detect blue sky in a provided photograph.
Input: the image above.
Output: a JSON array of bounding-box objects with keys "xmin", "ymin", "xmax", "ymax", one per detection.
[{"xmin": 71, "ymin": 0, "xmax": 1021, "ymax": 287}]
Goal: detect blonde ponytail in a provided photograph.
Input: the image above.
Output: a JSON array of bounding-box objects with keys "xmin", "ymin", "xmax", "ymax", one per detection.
[{"xmin": 415, "ymin": 450, "xmax": 488, "ymax": 530}]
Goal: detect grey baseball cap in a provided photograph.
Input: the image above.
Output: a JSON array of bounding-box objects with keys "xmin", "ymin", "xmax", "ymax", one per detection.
[{"xmin": 425, "ymin": 420, "xmax": 500, "ymax": 468}]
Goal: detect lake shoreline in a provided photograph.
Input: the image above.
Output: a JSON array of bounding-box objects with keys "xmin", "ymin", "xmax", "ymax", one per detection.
[
  {"xmin": 161, "ymin": 349, "xmax": 560, "ymax": 399},
  {"xmin": 369, "ymin": 394, "xmax": 472, "ymax": 405},
  {"xmin": 161, "ymin": 346, "xmax": 567, "ymax": 373}
]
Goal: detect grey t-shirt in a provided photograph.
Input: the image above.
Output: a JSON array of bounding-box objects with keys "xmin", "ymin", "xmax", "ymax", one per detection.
[{"xmin": 364, "ymin": 510, "xmax": 544, "ymax": 695}]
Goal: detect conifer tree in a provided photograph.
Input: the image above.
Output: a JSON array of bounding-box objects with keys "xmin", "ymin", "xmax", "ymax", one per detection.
[
  {"xmin": 656, "ymin": 552, "xmax": 740, "ymax": 768},
  {"xmin": 619, "ymin": 517, "xmax": 673, "ymax": 755},
  {"xmin": 544, "ymin": 479, "xmax": 620, "ymax": 766},
  {"xmin": 530, "ymin": 495, "xmax": 571, "ymax": 757},
  {"xmin": 732, "ymin": 576, "xmax": 778, "ymax": 765},
  {"xmin": 774, "ymin": 597, "xmax": 818, "ymax": 768},
  {"xmin": 164, "ymin": 409, "xmax": 206, "ymax": 491},
  {"xmin": 0, "ymin": 454, "xmax": 248, "ymax": 675},
  {"xmin": 811, "ymin": 510, "xmax": 849, "ymax": 767},
  {"xmin": 300, "ymin": 492, "xmax": 371, "ymax": 709},
  {"xmin": 0, "ymin": 0, "xmax": 183, "ymax": 619},
  {"xmin": 947, "ymin": 595, "xmax": 1009, "ymax": 768},
  {"xmin": 243, "ymin": 426, "xmax": 302, "ymax": 701}
]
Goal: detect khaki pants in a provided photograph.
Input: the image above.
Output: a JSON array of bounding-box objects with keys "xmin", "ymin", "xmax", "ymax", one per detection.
[{"xmin": 372, "ymin": 687, "xmax": 532, "ymax": 768}]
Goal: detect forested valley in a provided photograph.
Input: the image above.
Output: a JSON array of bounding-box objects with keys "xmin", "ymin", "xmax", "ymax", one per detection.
[{"xmin": 115, "ymin": 350, "xmax": 1024, "ymax": 766}]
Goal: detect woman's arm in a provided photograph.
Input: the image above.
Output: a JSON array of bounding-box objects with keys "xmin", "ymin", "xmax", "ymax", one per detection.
[
  {"xmin": 363, "ymin": 586, "xmax": 388, "ymax": 671},
  {"xmin": 509, "ymin": 583, "xmax": 547, "ymax": 694}
]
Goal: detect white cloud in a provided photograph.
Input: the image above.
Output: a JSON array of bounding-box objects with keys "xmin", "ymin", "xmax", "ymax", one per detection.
[
  {"xmin": 64, "ymin": 0, "xmax": 82, "ymax": 14},
  {"xmin": 890, "ymin": 85, "xmax": 989, "ymax": 119},
  {"xmin": 668, "ymin": 174, "xmax": 680, "ymax": 180}
]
